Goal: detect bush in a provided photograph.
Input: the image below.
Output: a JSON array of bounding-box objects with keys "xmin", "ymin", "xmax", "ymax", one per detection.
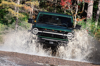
[
  {"xmin": 78, "ymin": 20, "xmax": 100, "ymax": 40},
  {"xmin": 0, "ymin": 23, "xmax": 7, "ymax": 32}
]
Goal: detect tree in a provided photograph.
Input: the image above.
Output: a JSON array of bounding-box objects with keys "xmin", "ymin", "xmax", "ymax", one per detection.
[
  {"xmin": 95, "ymin": 0, "xmax": 100, "ymax": 28},
  {"xmin": 60, "ymin": 0, "xmax": 95, "ymax": 28},
  {"xmin": 25, "ymin": 0, "xmax": 39, "ymax": 18},
  {"xmin": 39, "ymin": 0, "xmax": 61, "ymax": 13},
  {"xmin": 1, "ymin": 0, "xmax": 25, "ymax": 30},
  {"xmin": 60, "ymin": 0, "xmax": 72, "ymax": 13},
  {"xmin": 87, "ymin": 0, "xmax": 94, "ymax": 19},
  {"xmin": 60, "ymin": 0, "xmax": 81, "ymax": 28},
  {"xmin": 15, "ymin": 0, "xmax": 20, "ymax": 30},
  {"xmin": 0, "ymin": 0, "xmax": 39, "ymax": 30}
]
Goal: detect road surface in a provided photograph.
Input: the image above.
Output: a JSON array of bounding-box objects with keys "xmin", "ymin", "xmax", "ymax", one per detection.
[{"xmin": 0, "ymin": 51, "xmax": 100, "ymax": 66}]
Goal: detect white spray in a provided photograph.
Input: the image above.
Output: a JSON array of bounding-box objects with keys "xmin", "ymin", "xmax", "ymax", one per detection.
[
  {"xmin": 56, "ymin": 29, "xmax": 100, "ymax": 63},
  {"xmin": 0, "ymin": 30, "xmax": 51, "ymax": 56},
  {"xmin": 0, "ymin": 29, "xmax": 100, "ymax": 63}
]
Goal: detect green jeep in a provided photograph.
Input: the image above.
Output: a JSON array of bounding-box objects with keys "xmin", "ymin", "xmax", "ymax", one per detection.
[{"xmin": 28, "ymin": 11, "xmax": 76, "ymax": 46}]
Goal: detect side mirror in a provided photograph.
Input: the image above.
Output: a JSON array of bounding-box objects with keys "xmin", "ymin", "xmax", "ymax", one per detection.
[{"xmin": 28, "ymin": 18, "xmax": 34, "ymax": 23}]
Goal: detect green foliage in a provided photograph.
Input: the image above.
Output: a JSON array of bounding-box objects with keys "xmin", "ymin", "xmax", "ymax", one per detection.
[
  {"xmin": 0, "ymin": 0, "xmax": 100, "ymax": 40},
  {"xmin": 78, "ymin": 20, "xmax": 100, "ymax": 39},
  {"xmin": 18, "ymin": 14, "xmax": 31, "ymax": 29},
  {"xmin": 93, "ymin": 1, "xmax": 98, "ymax": 20},
  {"xmin": 39, "ymin": 1, "xmax": 63, "ymax": 13},
  {"xmin": 0, "ymin": 0, "xmax": 1, "ymax": 3},
  {"xmin": 0, "ymin": 0, "xmax": 33, "ymax": 31},
  {"xmin": 19, "ymin": 21, "xmax": 31, "ymax": 29},
  {"xmin": 0, "ymin": 23, "xmax": 7, "ymax": 32},
  {"xmin": 0, "ymin": 9, "xmax": 8, "ymax": 24}
]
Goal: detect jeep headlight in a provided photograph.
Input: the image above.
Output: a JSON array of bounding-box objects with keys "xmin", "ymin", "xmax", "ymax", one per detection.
[
  {"xmin": 67, "ymin": 32, "xmax": 74, "ymax": 40},
  {"xmin": 32, "ymin": 28, "xmax": 38, "ymax": 35}
]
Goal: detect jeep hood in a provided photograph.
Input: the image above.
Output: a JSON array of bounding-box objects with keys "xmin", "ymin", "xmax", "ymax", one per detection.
[{"xmin": 35, "ymin": 23, "xmax": 73, "ymax": 32}]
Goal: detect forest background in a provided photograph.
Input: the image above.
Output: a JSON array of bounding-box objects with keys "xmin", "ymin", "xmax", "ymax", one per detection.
[{"xmin": 0, "ymin": 0, "xmax": 100, "ymax": 40}]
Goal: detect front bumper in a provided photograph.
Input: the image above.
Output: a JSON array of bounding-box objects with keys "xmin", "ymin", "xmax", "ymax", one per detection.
[
  {"xmin": 31, "ymin": 28, "xmax": 73, "ymax": 46},
  {"xmin": 38, "ymin": 36, "xmax": 68, "ymax": 46}
]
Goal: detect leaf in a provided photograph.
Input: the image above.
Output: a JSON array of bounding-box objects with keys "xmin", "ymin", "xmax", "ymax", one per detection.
[{"xmin": 8, "ymin": 8, "xmax": 25, "ymax": 18}]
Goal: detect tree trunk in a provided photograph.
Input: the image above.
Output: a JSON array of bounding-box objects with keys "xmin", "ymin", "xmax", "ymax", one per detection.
[
  {"xmin": 82, "ymin": 0, "xmax": 85, "ymax": 12},
  {"xmin": 87, "ymin": 0, "xmax": 93, "ymax": 19},
  {"xmin": 74, "ymin": 0, "xmax": 79, "ymax": 28},
  {"xmin": 15, "ymin": 0, "xmax": 20, "ymax": 31},
  {"xmin": 74, "ymin": 5, "xmax": 78, "ymax": 28},
  {"xmin": 54, "ymin": 0, "xmax": 57, "ymax": 13},
  {"xmin": 95, "ymin": 0, "xmax": 100, "ymax": 28},
  {"xmin": 29, "ymin": 0, "xmax": 34, "ymax": 18}
]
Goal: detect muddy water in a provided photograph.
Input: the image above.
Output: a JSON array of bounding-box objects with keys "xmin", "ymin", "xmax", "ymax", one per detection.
[
  {"xmin": 0, "ymin": 29, "xmax": 100, "ymax": 64},
  {"xmin": 0, "ymin": 57, "xmax": 21, "ymax": 66}
]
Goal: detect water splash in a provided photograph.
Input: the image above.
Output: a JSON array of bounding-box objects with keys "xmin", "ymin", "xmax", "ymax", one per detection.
[
  {"xmin": 0, "ymin": 29, "xmax": 100, "ymax": 63},
  {"xmin": 56, "ymin": 29, "xmax": 100, "ymax": 63},
  {"xmin": 0, "ymin": 30, "xmax": 51, "ymax": 56}
]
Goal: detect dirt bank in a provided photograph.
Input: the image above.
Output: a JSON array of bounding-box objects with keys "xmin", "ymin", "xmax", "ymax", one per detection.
[{"xmin": 0, "ymin": 51, "xmax": 99, "ymax": 66}]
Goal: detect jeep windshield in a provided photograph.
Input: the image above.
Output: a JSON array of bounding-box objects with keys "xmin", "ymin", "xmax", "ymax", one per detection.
[{"xmin": 37, "ymin": 14, "xmax": 73, "ymax": 28}]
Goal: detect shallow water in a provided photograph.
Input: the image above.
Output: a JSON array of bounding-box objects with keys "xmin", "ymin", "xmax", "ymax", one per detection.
[
  {"xmin": 0, "ymin": 29, "xmax": 100, "ymax": 64},
  {"xmin": 0, "ymin": 57, "xmax": 22, "ymax": 66}
]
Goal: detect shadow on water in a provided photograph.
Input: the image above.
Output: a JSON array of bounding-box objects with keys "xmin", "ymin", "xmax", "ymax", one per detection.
[
  {"xmin": 42, "ymin": 44, "xmax": 58, "ymax": 56},
  {"xmin": 86, "ymin": 39, "xmax": 100, "ymax": 64}
]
